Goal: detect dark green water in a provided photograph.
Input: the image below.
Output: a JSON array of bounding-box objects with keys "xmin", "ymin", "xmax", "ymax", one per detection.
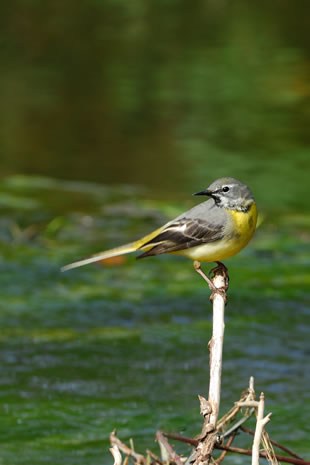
[
  {"xmin": 1, "ymin": 0, "xmax": 310, "ymax": 463},
  {"xmin": 0, "ymin": 176, "xmax": 309, "ymax": 464}
]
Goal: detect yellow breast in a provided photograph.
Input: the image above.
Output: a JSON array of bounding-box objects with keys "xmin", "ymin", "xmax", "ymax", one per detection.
[
  {"xmin": 224, "ymin": 202, "xmax": 257, "ymax": 258},
  {"xmin": 229, "ymin": 203, "xmax": 257, "ymax": 242},
  {"xmin": 174, "ymin": 203, "xmax": 257, "ymax": 263}
]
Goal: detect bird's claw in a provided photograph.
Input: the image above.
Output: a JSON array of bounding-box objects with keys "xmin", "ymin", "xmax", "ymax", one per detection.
[
  {"xmin": 209, "ymin": 261, "xmax": 229, "ymax": 290},
  {"xmin": 194, "ymin": 261, "xmax": 229, "ymax": 304}
]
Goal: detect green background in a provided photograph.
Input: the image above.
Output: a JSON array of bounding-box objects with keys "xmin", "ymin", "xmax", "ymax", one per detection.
[{"xmin": 0, "ymin": 1, "xmax": 309, "ymax": 463}]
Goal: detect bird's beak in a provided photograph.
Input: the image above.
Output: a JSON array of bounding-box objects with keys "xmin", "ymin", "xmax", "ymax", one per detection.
[{"xmin": 193, "ymin": 189, "xmax": 212, "ymax": 196}]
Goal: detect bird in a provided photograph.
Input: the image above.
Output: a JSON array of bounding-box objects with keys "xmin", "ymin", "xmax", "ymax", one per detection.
[{"xmin": 61, "ymin": 177, "xmax": 257, "ymax": 297}]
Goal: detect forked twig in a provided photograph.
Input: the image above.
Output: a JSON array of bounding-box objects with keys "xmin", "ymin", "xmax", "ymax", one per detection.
[
  {"xmin": 110, "ymin": 430, "xmax": 146, "ymax": 464},
  {"xmin": 252, "ymin": 393, "xmax": 272, "ymax": 465}
]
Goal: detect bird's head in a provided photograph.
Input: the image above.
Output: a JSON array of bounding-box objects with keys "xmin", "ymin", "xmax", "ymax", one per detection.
[{"xmin": 193, "ymin": 177, "xmax": 254, "ymax": 211}]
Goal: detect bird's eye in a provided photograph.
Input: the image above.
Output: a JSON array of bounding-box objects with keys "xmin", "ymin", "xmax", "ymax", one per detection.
[{"xmin": 222, "ymin": 186, "xmax": 230, "ymax": 192}]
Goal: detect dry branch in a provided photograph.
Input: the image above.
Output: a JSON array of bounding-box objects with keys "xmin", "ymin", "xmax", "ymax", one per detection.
[
  {"xmin": 108, "ymin": 261, "xmax": 307, "ymax": 465},
  {"xmin": 193, "ymin": 266, "xmax": 227, "ymax": 465},
  {"xmin": 156, "ymin": 431, "xmax": 184, "ymax": 465},
  {"xmin": 216, "ymin": 444, "xmax": 310, "ymax": 465},
  {"xmin": 146, "ymin": 449, "xmax": 164, "ymax": 465},
  {"xmin": 110, "ymin": 430, "xmax": 146, "ymax": 464},
  {"xmin": 208, "ymin": 270, "xmax": 226, "ymax": 428},
  {"xmin": 252, "ymin": 393, "xmax": 272, "ymax": 465},
  {"xmin": 214, "ymin": 434, "xmax": 235, "ymax": 464},
  {"xmin": 241, "ymin": 426, "xmax": 304, "ymax": 460},
  {"xmin": 110, "ymin": 444, "xmax": 122, "ymax": 465},
  {"xmin": 162, "ymin": 432, "xmax": 310, "ymax": 465},
  {"xmin": 216, "ymin": 376, "xmax": 255, "ymax": 434}
]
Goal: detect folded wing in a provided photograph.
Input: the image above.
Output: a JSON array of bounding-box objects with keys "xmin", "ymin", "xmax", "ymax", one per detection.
[{"xmin": 138, "ymin": 218, "xmax": 224, "ymax": 258}]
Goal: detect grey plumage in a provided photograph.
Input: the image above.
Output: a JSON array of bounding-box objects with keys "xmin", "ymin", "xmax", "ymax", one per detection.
[
  {"xmin": 138, "ymin": 177, "xmax": 253, "ymax": 258},
  {"xmin": 138, "ymin": 199, "xmax": 227, "ymax": 258}
]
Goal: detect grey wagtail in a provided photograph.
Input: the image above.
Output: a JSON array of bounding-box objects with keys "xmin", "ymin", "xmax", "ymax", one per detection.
[{"xmin": 62, "ymin": 177, "xmax": 257, "ymax": 293}]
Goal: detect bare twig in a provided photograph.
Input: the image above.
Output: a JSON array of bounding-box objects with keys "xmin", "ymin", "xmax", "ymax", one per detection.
[
  {"xmin": 163, "ymin": 432, "xmax": 310, "ymax": 465},
  {"xmin": 163, "ymin": 432, "xmax": 197, "ymax": 446},
  {"xmin": 110, "ymin": 444, "xmax": 122, "ymax": 465},
  {"xmin": 216, "ymin": 404, "xmax": 240, "ymax": 432},
  {"xmin": 130, "ymin": 438, "xmax": 135, "ymax": 452},
  {"xmin": 193, "ymin": 266, "xmax": 227, "ymax": 464},
  {"xmin": 241, "ymin": 426, "xmax": 304, "ymax": 460},
  {"xmin": 208, "ymin": 270, "xmax": 226, "ymax": 428},
  {"xmin": 215, "ymin": 434, "xmax": 235, "ymax": 464},
  {"xmin": 217, "ymin": 376, "xmax": 256, "ymax": 433},
  {"xmin": 252, "ymin": 393, "xmax": 272, "ymax": 465},
  {"xmin": 261, "ymin": 427, "xmax": 278, "ymax": 465},
  {"xmin": 156, "ymin": 431, "xmax": 184, "ymax": 465},
  {"xmin": 110, "ymin": 430, "xmax": 146, "ymax": 464},
  {"xmin": 216, "ymin": 444, "xmax": 310, "ymax": 465},
  {"xmin": 233, "ymin": 380, "xmax": 276, "ymax": 465},
  {"xmin": 235, "ymin": 401, "xmax": 259, "ymax": 408},
  {"xmin": 146, "ymin": 449, "xmax": 164, "ymax": 465},
  {"xmin": 249, "ymin": 376, "xmax": 255, "ymax": 393},
  {"xmin": 220, "ymin": 409, "xmax": 254, "ymax": 439}
]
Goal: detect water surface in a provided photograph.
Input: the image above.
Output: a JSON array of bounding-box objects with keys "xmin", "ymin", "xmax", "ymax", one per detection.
[{"xmin": 0, "ymin": 0, "xmax": 310, "ymax": 462}]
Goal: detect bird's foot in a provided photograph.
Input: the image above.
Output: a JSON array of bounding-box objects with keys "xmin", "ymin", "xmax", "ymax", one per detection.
[
  {"xmin": 193, "ymin": 261, "xmax": 228, "ymax": 303},
  {"xmin": 208, "ymin": 261, "xmax": 229, "ymax": 291}
]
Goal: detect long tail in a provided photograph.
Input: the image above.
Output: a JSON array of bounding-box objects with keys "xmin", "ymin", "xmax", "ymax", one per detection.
[
  {"xmin": 61, "ymin": 240, "xmax": 141, "ymax": 272},
  {"xmin": 61, "ymin": 225, "xmax": 166, "ymax": 272}
]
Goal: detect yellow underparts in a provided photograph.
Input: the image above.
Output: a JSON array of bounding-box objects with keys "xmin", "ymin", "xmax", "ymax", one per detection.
[{"xmin": 173, "ymin": 203, "xmax": 257, "ymax": 263}]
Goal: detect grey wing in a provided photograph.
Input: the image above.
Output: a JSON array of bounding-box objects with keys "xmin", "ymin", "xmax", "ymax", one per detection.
[{"xmin": 137, "ymin": 201, "xmax": 226, "ymax": 258}]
